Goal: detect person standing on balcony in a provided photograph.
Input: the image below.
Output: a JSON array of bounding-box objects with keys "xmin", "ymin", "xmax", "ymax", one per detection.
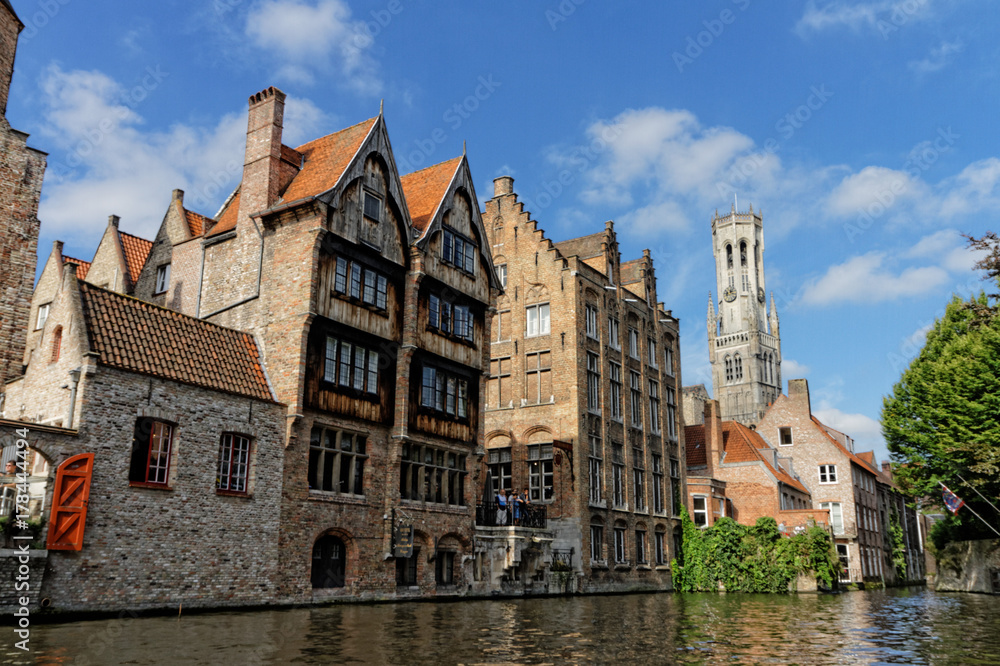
[
  {"xmin": 520, "ymin": 487, "xmax": 531, "ymax": 526},
  {"xmin": 496, "ymin": 489, "xmax": 508, "ymax": 526}
]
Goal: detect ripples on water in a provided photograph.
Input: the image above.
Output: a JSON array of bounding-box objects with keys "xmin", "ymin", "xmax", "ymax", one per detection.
[{"xmin": 10, "ymin": 587, "xmax": 999, "ymax": 665}]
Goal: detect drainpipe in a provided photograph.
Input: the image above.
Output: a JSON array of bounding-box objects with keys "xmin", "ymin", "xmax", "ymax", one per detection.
[{"xmin": 65, "ymin": 368, "xmax": 81, "ymax": 429}]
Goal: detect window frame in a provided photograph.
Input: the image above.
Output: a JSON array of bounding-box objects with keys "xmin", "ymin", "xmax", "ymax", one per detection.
[
  {"xmin": 628, "ymin": 327, "xmax": 640, "ymax": 360},
  {"xmin": 441, "ymin": 227, "xmax": 477, "ymax": 275},
  {"xmin": 648, "ymin": 379, "xmax": 660, "ymax": 434},
  {"xmin": 129, "ymin": 418, "xmax": 174, "ymax": 488},
  {"xmin": 154, "ymin": 263, "xmax": 171, "ymax": 294},
  {"xmin": 525, "ymin": 302, "xmax": 551, "ymax": 337},
  {"xmin": 587, "ymin": 352, "xmax": 601, "ymax": 414},
  {"xmin": 217, "ymin": 432, "xmax": 252, "ymax": 495},
  {"xmin": 527, "ymin": 443, "xmax": 554, "ymax": 502},
  {"xmin": 590, "ymin": 521, "xmax": 605, "ymax": 563},
  {"xmin": 629, "ymin": 370, "xmax": 643, "ymax": 429},
  {"xmin": 613, "ymin": 525, "xmax": 627, "ymax": 564},
  {"xmin": 692, "ymin": 495, "xmax": 709, "ymax": 527},
  {"xmin": 495, "ymin": 263, "xmax": 507, "ymax": 289},
  {"xmin": 609, "ymin": 361, "xmax": 623, "ymax": 422},
  {"xmin": 821, "ymin": 501, "xmax": 844, "ymax": 535},
  {"xmin": 308, "ymin": 426, "xmax": 368, "ymax": 496},
  {"xmin": 588, "ymin": 435, "xmax": 603, "ymax": 504},
  {"xmin": 779, "ymin": 427, "xmax": 793, "ymax": 446},
  {"xmin": 400, "ymin": 442, "xmax": 467, "ymax": 506},
  {"xmin": 608, "ymin": 317, "xmax": 620, "ymax": 350},
  {"xmin": 35, "ymin": 303, "xmax": 51, "ymax": 331},
  {"xmin": 420, "ymin": 365, "xmax": 470, "ymax": 420},
  {"xmin": 819, "ymin": 464, "xmax": 838, "ymax": 484},
  {"xmin": 585, "ymin": 304, "xmax": 599, "ymax": 339},
  {"xmin": 323, "ymin": 335, "xmax": 380, "ymax": 395}
]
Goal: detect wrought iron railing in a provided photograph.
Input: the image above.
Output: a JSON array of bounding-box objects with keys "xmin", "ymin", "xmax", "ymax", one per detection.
[{"xmin": 475, "ymin": 500, "xmax": 547, "ymax": 528}]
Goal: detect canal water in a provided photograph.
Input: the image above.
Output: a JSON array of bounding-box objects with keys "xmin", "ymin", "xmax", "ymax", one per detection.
[{"xmin": 9, "ymin": 587, "xmax": 999, "ymax": 664}]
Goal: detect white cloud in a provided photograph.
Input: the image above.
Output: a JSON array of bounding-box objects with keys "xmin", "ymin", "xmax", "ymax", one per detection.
[
  {"xmin": 245, "ymin": 0, "xmax": 380, "ymax": 93},
  {"xmin": 825, "ymin": 166, "xmax": 924, "ymax": 217},
  {"xmin": 801, "ymin": 251, "xmax": 949, "ymax": 305},
  {"xmin": 36, "ymin": 65, "xmax": 326, "ymax": 245},
  {"xmin": 620, "ymin": 199, "xmax": 691, "ymax": 236},
  {"xmin": 813, "ymin": 407, "xmax": 885, "ymax": 452},
  {"xmin": 908, "ymin": 40, "xmax": 963, "ymax": 75},
  {"xmin": 936, "ymin": 158, "xmax": 1000, "ymax": 218},
  {"xmin": 781, "ymin": 359, "xmax": 810, "ymax": 377},
  {"xmin": 795, "ymin": 0, "xmax": 936, "ymax": 36}
]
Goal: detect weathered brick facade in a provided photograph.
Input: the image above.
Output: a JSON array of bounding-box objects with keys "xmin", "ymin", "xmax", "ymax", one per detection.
[
  {"xmin": 684, "ymin": 399, "xmax": 826, "ymax": 533},
  {"xmin": 0, "ymin": 1, "xmax": 44, "ymax": 388},
  {"xmin": 756, "ymin": 379, "xmax": 885, "ymax": 583},
  {"xmin": 482, "ymin": 177, "xmax": 686, "ymax": 591}
]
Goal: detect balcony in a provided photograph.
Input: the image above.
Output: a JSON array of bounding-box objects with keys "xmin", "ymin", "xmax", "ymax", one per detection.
[{"xmin": 475, "ymin": 500, "xmax": 547, "ymax": 529}]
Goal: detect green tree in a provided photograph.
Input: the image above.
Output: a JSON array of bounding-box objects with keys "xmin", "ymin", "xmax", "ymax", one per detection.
[{"xmin": 882, "ymin": 290, "xmax": 1000, "ymax": 540}]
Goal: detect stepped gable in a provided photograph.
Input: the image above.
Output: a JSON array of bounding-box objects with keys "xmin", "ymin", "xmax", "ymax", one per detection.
[
  {"xmin": 207, "ymin": 117, "xmax": 377, "ymax": 238},
  {"xmin": 553, "ymin": 231, "xmax": 604, "ymax": 261},
  {"xmin": 400, "ymin": 156, "xmax": 463, "ymax": 239},
  {"xmin": 62, "ymin": 255, "xmax": 91, "ymax": 281},
  {"xmin": 78, "ymin": 283, "xmax": 274, "ymax": 401},
  {"xmin": 118, "ymin": 230, "xmax": 153, "ymax": 285},
  {"xmin": 619, "ymin": 258, "xmax": 644, "ymax": 285}
]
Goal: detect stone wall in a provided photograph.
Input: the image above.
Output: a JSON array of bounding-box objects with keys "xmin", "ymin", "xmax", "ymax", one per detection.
[{"xmin": 934, "ymin": 539, "xmax": 1000, "ymax": 593}]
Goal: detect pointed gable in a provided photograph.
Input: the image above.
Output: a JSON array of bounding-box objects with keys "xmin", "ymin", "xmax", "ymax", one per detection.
[
  {"xmin": 281, "ymin": 117, "xmax": 378, "ymax": 204},
  {"xmin": 62, "ymin": 256, "xmax": 91, "ymax": 281},
  {"xmin": 400, "ymin": 156, "xmax": 463, "ymax": 237}
]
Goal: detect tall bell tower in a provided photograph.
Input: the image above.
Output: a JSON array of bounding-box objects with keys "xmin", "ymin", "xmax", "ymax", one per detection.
[{"xmin": 707, "ymin": 204, "xmax": 781, "ymax": 426}]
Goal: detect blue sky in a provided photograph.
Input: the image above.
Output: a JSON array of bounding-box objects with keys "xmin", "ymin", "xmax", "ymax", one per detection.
[{"xmin": 8, "ymin": 0, "xmax": 1000, "ymax": 463}]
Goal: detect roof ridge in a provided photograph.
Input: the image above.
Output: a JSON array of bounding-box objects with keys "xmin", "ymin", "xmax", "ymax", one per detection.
[
  {"xmin": 78, "ymin": 282, "xmax": 254, "ymax": 338},
  {"xmin": 292, "ymin": 116, "xmax": 379, "ymax": 153},
  {"xmin": 117, "ymin": 229, "xmax": 153, "ymax": 244}
]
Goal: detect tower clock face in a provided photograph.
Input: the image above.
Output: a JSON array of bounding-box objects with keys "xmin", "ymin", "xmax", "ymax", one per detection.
[
  {"xmin": 757, "ymin": 287, "xmax": 765, "ymax": 303},
  {"xmin": 723, "ymin": 286, "xmax": 737, "ymax": 302}
]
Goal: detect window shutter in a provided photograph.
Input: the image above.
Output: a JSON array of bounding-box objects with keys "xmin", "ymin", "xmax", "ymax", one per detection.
[{"xmin": 46, "ymin": 453, "xmax": 95, "ymax": 551}]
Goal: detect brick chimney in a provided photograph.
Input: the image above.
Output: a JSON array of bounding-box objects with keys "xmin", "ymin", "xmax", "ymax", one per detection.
[
  {"xmin": 704, "ymin": 399, "xmax": 723, "ymax": 476},
  {"xmin": 788, "ymin": 378, "xmax": 811, "ymax": 415},
  {"xmin": 238, "ymin": 86, "xmax": 286, "ymax": 224}
]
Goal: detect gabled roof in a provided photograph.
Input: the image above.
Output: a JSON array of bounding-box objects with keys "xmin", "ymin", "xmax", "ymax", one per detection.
[
  {"xmin": 118, "ymin": 231, "xmax": 153, "ymax": 285},
  {"xmin": 207, "ymin": 117, "xmax": 377, "ymax": 238},
  {"xmin": 811, "ymin": 416, "xmax": 880, "ymax": 476},
  {"xmin": 62, "ymin": 256, "xmax": 91, "ymax": 281},
  {"xmin": 281, "ymin": 117, "xmax": 378, "ymax": 203},
  {"xmin": 723, "ymin": 422, "xmax": 810, "ymax": 494},
  {"xmin": 400, "ymin": 156, "xmax": 463, "ymax": 237},
  {"xmin": 684, "ymin": 424, "xmax": 707, "ymax": 467},
  {"xmin": 553, "ymin": 231, "xmax": 605, "ymax": 261},
  {"xmin": 78, "ymin": 283, "xmax": 274, "ymax": 402},
  {"xmin": 184, "ymin": 209, "xmax": 212, "ymax": 237}
]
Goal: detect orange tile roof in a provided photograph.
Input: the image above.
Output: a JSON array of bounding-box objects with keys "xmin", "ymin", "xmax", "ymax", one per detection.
[
  {"xmin": 400, "ymin": 156, "xmax": 463, "ymax": 236},
  {"xmin": 282, "ymin": 117, "xmax": 378, "ymax": 203},
  {"xmin": 184, "ymin": 209, "xmax": 212, "ymax": 237},
  {"xmin": 62, "ymin": 256, "xmax": 91, "ymax": 281},
  {"xmin": 811, "ymin": 416, "xmax": 880, "ymax": 476},
  {"xmin": 207, "ymin": 117, "xmax": 377, "ymax": 238},
  {"xmin": 684, "ymin": 424, "xmax": 706, "ymax": 467},
  {"xmin": 118, "ymin": 231, "xmax": 153, "ymax": 285},
  {"xmin": 78, "ymin": 283, "xmax": 274, "ymax": 401},
  {"xmin": 723, "ymin": 422, "xmax": 810, "ymax": 494}
]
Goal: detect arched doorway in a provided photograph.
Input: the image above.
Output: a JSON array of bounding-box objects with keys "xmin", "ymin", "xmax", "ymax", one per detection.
[{"xmin": 311, "ymin": 534, "xmax": 346, "ymax": 588}]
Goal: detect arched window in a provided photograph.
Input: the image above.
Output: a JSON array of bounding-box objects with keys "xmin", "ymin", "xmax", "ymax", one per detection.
[
  {"xmin": 724, "ymin": 355, "xmax": 733, "ymax": 383},
  {"xmin": 769, "ymin": 354, "xmax": 776, "ymax": 385},
  {"xmin": 740, "ymin": 241, "xmax": 748, "ymax": 267},
  {"xmin": 50, "ymin": 326, "xmax": 63, "ymax": 363},
  {"xmin": 726, "ymin": 244, "xmax": 733, "ymax": 269},
  {"xmin": 734, "ymin": 354, "xmax": 743, "ymax": 381},
  {"xmin": 312, "ymin": 535, "xmax": 346, "ymax": 588}
]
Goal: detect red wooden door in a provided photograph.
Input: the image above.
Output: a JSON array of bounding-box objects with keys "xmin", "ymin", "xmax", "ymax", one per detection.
[{"xmin": 46, "ymin": 453, "xmax": 95, "ymax": 551}]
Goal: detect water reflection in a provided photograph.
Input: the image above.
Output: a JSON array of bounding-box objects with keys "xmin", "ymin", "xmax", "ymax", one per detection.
[{"xmin": 12, "ymin": 587, "xmax": 999, "ymax": 664}]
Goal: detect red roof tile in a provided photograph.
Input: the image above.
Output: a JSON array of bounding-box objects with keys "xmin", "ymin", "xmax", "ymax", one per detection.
[
  {"xmin": 184, "ymin": 209, "xmax": 212, "ymax": 237},
  {"xmin": 207, "ymin": 117, "xmax": 376, "ymax": 238},
  {"xmin": 723, "ymin": 422, "xmax": 810, "ymax": 494},
  {"xmin": 400, "ymin": 156, "xmax": 462, "ymax": 236},
  {"xmin": 78, "ymin": 283, "xmax": 274, "ymax": 401},
  {"xmin": 282, "ymin": 117, "xmax": 377, "ymax": 203},
  {"xmin": 118, "ymin": 231, "xmax": 153, "ymax": 285},
  {"xmin": 685, "ymin": 424, "xmax": 706, "ymax": 467},
  {"xmin": 62, "ymin": 256, "xmax": 91, "ymax": 281}
]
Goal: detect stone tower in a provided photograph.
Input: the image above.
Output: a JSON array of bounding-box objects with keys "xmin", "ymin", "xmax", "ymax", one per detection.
[
  {"xmin": 0, "ymin": 1, "xmax": 46, "ymax": 387},
  {"xmin": 707, "ymin": 204, "xmax": 781, "ymax": 426}
]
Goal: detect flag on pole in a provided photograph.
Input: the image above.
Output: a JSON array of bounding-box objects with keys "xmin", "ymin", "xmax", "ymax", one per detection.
[{"xmin": 942, "ymin": 484, "xmax": 965, "ymax": 515}]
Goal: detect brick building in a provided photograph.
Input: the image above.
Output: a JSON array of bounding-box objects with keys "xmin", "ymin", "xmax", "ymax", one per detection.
[
  {"xmin": 0, "ymin": 0, "xmax": 45, "ymax": 388},
  {"xmin": 1, "ymin": 264, "xmax": 287, "ymax": 611},
  {"xmin": 756, "ymin": 379, "xmax": 884, "ymax": 584},
  {"xmin": 684, "ymin": 399, "xmax": 826, "ymax": 533},
  {"xmin": 482, "ymin": 176, "xmax": 685, "ymax": 592}
]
